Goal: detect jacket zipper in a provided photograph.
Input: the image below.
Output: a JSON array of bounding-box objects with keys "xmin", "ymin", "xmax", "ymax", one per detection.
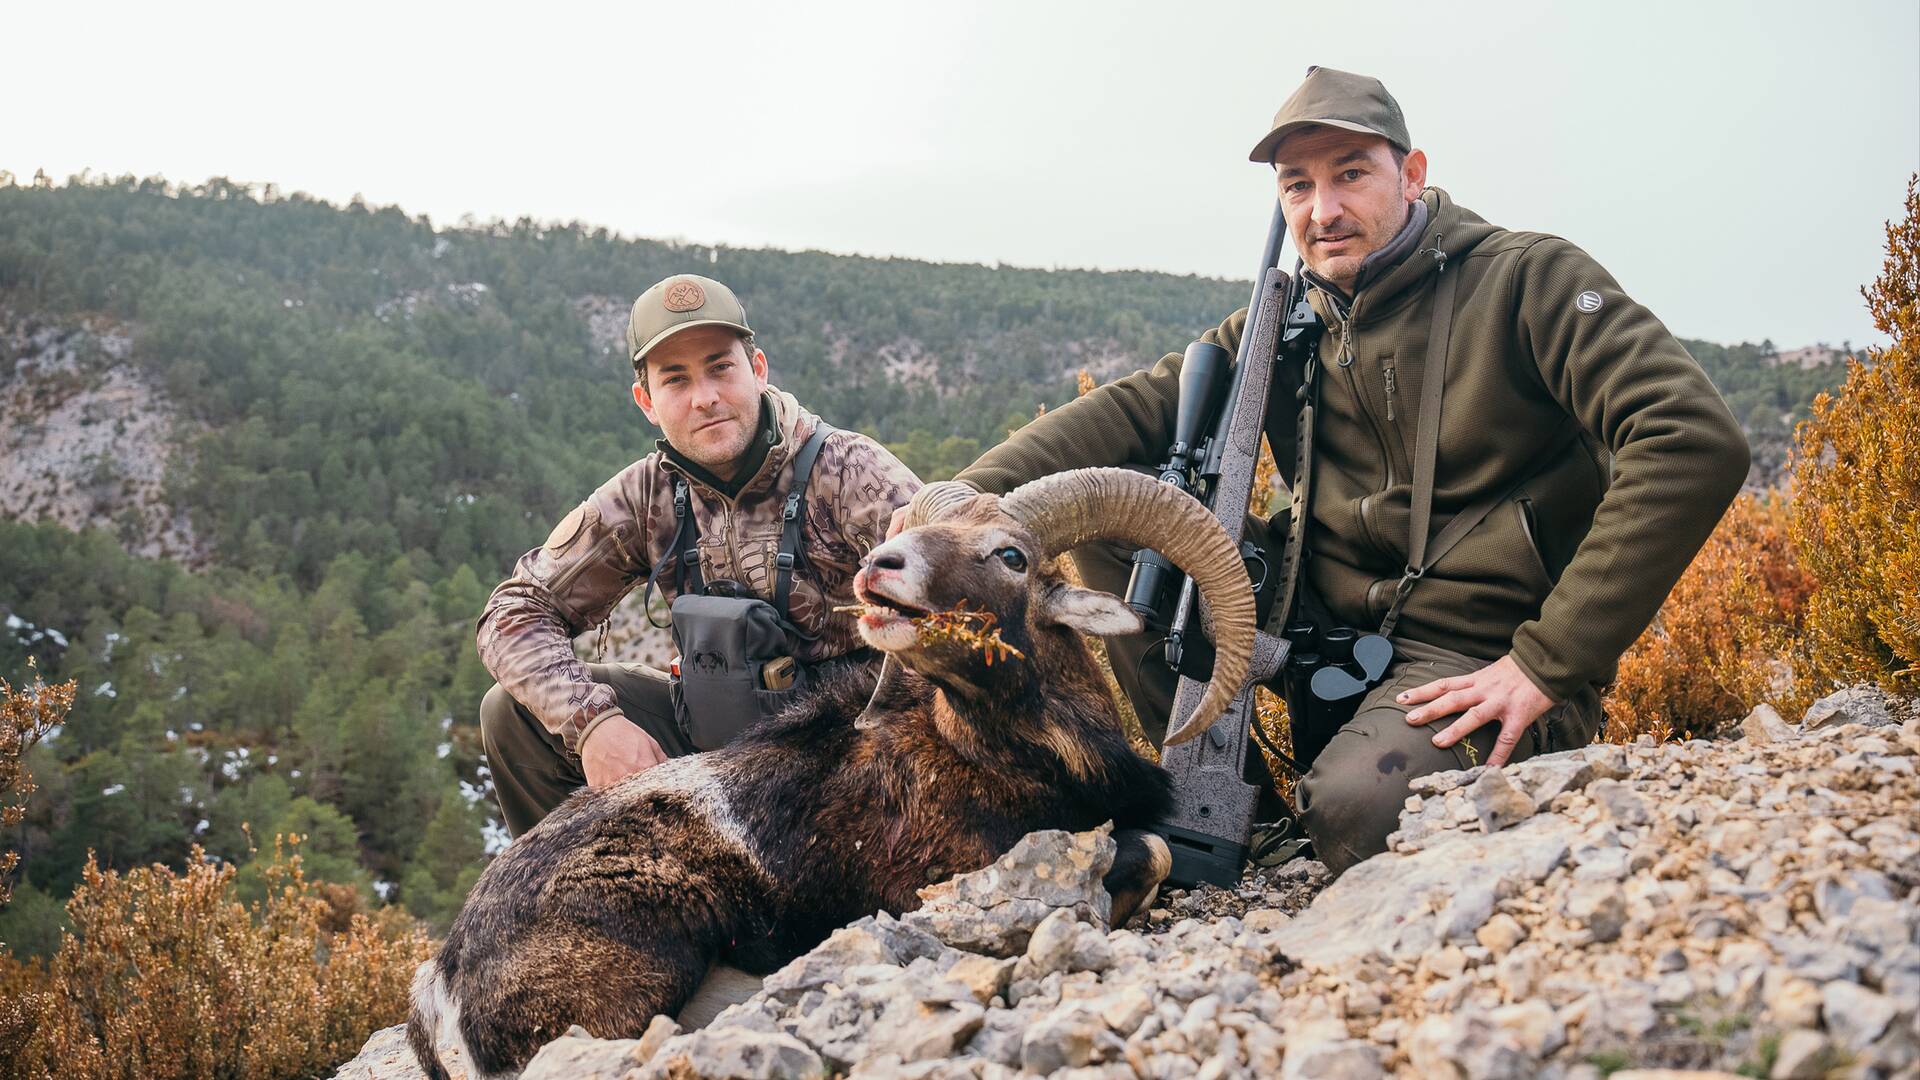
[
  {"xmin": 1335, "ymin": 310, "xmax": 1404, "ymax": 567},
  {"xmin": 1334, "ymin": 305, "xmax": 1397, "ymax": 490},
  {"xmin": 663, "ymin": 439, "xmax": 795, "ymax": 595},
  {"xmin": 722, "ymin": 502, "xmax": 743, "ymax": 584},
  {"xmin": 1383, "ymin": 357, "xmax": 1397, "ymax": 423}
]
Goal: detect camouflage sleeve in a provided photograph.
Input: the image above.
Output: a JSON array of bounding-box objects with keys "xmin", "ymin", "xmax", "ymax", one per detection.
[
  {"xmin": 820, "ymin": 430, "xmax": 923, "ymax": 562},
  {"xmin": 476, "ymin": 464, "xmax": 656, "ymax": 753}
]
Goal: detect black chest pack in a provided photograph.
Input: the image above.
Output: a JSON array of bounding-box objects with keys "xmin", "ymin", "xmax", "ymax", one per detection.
[{"xmin": 643, "ymin": 423, "xmax": 833, "ymax": 751}]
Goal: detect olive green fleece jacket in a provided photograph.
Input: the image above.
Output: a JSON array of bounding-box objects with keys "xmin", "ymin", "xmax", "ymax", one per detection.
[{"xmin": 957, "ymin": 188, "xmax": 1750, "ymax": 703}]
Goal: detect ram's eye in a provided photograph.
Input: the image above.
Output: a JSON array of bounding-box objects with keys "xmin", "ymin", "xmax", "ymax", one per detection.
[{"xmin": 993, "ymin": 547, "xmax": 1028, "ymax": 573}]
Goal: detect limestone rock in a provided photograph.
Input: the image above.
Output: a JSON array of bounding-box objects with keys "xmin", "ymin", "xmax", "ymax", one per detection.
[
  {"xmin": 1769, "ymin": 1029, "xmax": 1838, "ymax": 1079},
  {"xmin": 904, "ymin": 828, "xmax": 1115, "ymax": 956},
  {"xmin": 1272, "ymin": 813, "xmax": 1575, "ymax": 967},
  {"xmin": 1589, "ymin": 779, "xmax": 1651, "ymax": 826},
  {"xmin": 1512, "ymin": 754, "xmax": 1599, "ymax": 809},
  {"xmin": 1018, "ymin": 1005, "xmax": 1101, "ymax": 1073},
  {"xmin": 1821, "ymin": 979, "xmax": 1899, "ymax": 1051},
  {"xmin": 1476, "ymin": 912, "xmax": 1527, "ymax": 952},
  {"xmin": 939, "ymin": 954, "xmax": 1015, "ymax": 1005},
  {"xmin": 638, "ymin": 1027, "xmax": 827, "ymax": 1080},
  {"xmin": 1804, "ymin": 685, "xmax": 1898, "ymax": 729},
  {"xmin": 522, "ymin": 1026, "xmax": 658, "ymax": 1080},
  {"xmin": 1408, "ymin": 1011, "xmax": 1536, "ymax": 1079},
  {"xmin": 1564, "ymin": 882, "xmax": 1627, "ymax": 942},
  {"xmin": 1243, "ymin": 908, "xmax": 1291, "ymax": 933},
  {"xmin": 1469, "ymin": 767, "xmax": 1537, "ymax": 833},
  {"xmin": 328, "ymin": 1025, "xmax": 450, "ymax": 1080},
  {"xmin": 1739, "ymin": 703, "xmax": 1795, "ymax": 744},
  {"xmin": 1281, "ymin": 1037, "xmax": 1384, "ymax": 1079}
]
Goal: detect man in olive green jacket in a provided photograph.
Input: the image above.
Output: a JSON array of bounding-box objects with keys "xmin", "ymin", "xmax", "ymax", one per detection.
[{"xmin": 937, "ymin": 67, "xmax": 1750, "ymax": 874}]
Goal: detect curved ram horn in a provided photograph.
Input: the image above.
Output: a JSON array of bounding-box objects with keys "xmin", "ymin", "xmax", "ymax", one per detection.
[
  {"xmin": 1000, "ymin": 467, "xmax": 1255, "ymax": 744},
  {"xmin": 902, "ymin": 479, "xmax": 983, "ymax": 528}
]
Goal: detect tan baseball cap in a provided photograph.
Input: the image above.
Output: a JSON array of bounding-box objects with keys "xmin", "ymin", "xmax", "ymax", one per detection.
[
  {"xmin": 626, "ymin": 274, "xmax": 754, "ymax": 366},
  {"xmin": 1248, "ymin": 66, "xmax": 1412, "ymax": 164}
]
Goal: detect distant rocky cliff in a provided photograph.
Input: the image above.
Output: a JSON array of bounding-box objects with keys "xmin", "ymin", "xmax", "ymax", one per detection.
[{"xmin": 0, "ymin": 310, "xmax": 201, "ymax": 563}]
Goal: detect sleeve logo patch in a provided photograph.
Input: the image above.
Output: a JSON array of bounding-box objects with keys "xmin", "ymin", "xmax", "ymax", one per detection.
[{"xmin": 1575, "ymin": 290, "xmax": 1604, "ymax": 313}]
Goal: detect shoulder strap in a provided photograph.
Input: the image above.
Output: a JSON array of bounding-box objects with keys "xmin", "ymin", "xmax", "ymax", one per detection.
[
  {"xmin": 1381, "ymin": 263, "xmax": 1458, "ymax": 638},
  {"xmin": 774, "ymin": 422, "xmax": 834, "ymax": 619},
  {"xmin": 640, "ymin": 477, "xmax": 703, "ymax": 628},
  {"xmin": 1382, "ymin": 263, "xmax": 1569, "ymax": 637},
  {"xmin": 1272, "ymin": 350, "xmax": 1320, "ymax": 633}
]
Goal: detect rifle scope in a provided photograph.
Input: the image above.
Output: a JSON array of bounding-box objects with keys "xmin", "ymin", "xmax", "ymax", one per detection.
[{"xmin": 1123, "ymin": 339, "xmax": 1232, "ymax": 623}]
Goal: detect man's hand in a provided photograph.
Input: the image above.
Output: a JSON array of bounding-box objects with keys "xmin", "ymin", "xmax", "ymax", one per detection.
[
  {"xmin": 1399, "ymin": 654, "xmax": 1554, "ymax": 767},
  {"xmin": 581, "ymin": 715, "xmax": 668, "ymax": 789},
  {"xmin": 886, "ymin": 505, "xmax": 910, "ymax": 539}
]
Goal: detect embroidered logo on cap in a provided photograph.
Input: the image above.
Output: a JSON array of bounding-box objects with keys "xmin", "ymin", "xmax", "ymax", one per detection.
[
  {"xmin": 1575, "ymin": 290, "xmax": 1603, "ymax": 314},
  {"xmin": 663, "ymin": 279, "xmax": 706, "ymax": 312}
]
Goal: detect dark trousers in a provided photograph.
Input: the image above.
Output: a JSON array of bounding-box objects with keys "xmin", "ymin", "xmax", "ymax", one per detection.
[
  {"xmin": 478, "ymin": 663, "xmax": 697, "ymax": 838},
  {"xmin": 1068, "ymin": 538, "xmax": 1603, "ymax": 877}
]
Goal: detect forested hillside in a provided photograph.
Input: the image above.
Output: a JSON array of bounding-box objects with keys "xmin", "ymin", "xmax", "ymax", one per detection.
[{"xmin": 0, "ymin": 174, "xmax": 1844, "ymax": 951}]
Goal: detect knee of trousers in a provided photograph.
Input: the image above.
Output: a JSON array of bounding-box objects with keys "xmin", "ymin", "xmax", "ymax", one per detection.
[
  {"xmin": 1296, "ymin": 733, "xmax": 1417, "ymax": 873},
  {"xmin": 478, "ymin": 683, "xmax": 523, "ymax": 755}
]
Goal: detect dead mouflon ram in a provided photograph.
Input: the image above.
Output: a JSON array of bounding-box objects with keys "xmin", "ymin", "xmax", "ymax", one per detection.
[{"xmin": 408, "ymin": 467, "xmax": 1257, "ymax": 1078}]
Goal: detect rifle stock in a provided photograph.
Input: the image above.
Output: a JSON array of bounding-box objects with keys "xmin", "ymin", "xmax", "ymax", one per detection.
[{"xmin": 1157, "ymin": 200, "xmax": 1319, "ymax": 888}]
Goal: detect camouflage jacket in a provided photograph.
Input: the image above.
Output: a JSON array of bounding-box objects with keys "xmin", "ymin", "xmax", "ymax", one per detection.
[{"xmin": 478, "ymin": 389, "xmax": 921, "ymax": 752}]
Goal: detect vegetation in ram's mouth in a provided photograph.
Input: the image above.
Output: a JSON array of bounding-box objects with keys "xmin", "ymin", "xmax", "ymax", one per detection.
[{"xmin": 836, "ymin": 601, "xmax": 1026, "ymax": 665}]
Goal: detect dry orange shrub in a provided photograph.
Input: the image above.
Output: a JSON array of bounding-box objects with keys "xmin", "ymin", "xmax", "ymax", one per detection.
[
  {"xmin": 0, "ymin": 839, "xmax": 430, "ymax": 1080},
  {"xmin": 1, "ymin": 660, "xmax": 73, "ymax": 906},
  {"xmin": 1788, "ymin": 174, "xmax": 1920, "ymax": 697},
  {"xmin": 1602, "ymin": 494, "xmax": 1814, "ymax": 743}
]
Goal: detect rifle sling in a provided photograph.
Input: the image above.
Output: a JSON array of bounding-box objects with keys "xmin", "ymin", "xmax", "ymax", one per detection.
[
  {"xmin": 1275, "ymin": 259, "xmax": 1550, "ymax": 643},
  {"xmin": 1380, "ymin": 259, "xmax": 1556, "ymax": 638},
  {"xmin": 1271, "ymin": 350, "xmax": 1318, "ymax": 634}
]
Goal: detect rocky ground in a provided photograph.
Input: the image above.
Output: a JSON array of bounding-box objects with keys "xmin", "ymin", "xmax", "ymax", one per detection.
[{"xmin": 337, "ymin": 686, "xmax": 1920, "ymax": 1079}]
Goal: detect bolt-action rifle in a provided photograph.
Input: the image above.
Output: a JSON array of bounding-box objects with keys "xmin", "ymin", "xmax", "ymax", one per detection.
[{"xmin": 1128, "ymin": 201, "xmax": 1322, "ymax": 888}]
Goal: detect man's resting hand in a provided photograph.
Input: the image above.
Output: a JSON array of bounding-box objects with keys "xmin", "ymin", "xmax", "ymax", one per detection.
[
  {"xmin": 581, "ymin": 715, "xmax": 669, "ymax": 788},
  {"xmin": 1399, "ymin": 654, "xmax": 1555, "ymax": 768}
]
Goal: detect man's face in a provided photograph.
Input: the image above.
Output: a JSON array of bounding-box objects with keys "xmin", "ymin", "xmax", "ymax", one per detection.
[
  {"xmin": 633, "ymin": 325, "xmax": 769, "ymax": 479},
  {"xmin": 1272, "ymin": 127, "xmax": 1427, "ymax": 293}
]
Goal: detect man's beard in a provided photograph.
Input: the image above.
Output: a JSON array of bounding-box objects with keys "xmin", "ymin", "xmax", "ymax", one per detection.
[
  {"xmin": 681, "ymin": 413, "xmax": 752, "ymax": 471},
  {"xmin": 1303, "ymin": 201, "xmax": 1411, "ymax": 291}
]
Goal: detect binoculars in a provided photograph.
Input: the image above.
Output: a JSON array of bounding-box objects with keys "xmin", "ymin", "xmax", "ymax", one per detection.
[{"xmin": 1283, "ymin": 621, "xmax": 1394, "ymax": 702}]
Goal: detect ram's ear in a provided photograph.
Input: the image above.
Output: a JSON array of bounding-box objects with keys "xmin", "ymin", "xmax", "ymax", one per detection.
[{"xmin": 1040, "ymin": 584, "xmax": 1144, "ymax": 637}]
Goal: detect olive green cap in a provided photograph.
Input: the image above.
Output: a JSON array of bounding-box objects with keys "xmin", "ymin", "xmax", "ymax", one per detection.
[
  {"xmin": 1248, "ymin": 66, "xmax": 1411, "ymax": 164},
  {"xmin": 626, "ymin": 273, "xmax": 753, "ymax": 367}
]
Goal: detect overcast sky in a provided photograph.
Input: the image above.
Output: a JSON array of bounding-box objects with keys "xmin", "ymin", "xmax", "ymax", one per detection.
[{"xmin": 10, "ymin": 0, "xmax": 1917, "ymax": 348}]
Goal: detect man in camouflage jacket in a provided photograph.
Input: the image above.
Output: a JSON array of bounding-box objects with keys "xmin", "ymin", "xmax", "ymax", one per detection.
[{"xmin": 478, "ymin": 274, "xmax": 921, "ymax": 836}]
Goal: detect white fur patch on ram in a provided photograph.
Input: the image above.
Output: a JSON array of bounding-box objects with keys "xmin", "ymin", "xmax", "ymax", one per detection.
[
  {"xmin": 411, "ymin": 959, "xmax": 492, "ymax": 1080},
  {"xmin": 607, "ymin": 754, "xmax": 767, "ymax": 875}
]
